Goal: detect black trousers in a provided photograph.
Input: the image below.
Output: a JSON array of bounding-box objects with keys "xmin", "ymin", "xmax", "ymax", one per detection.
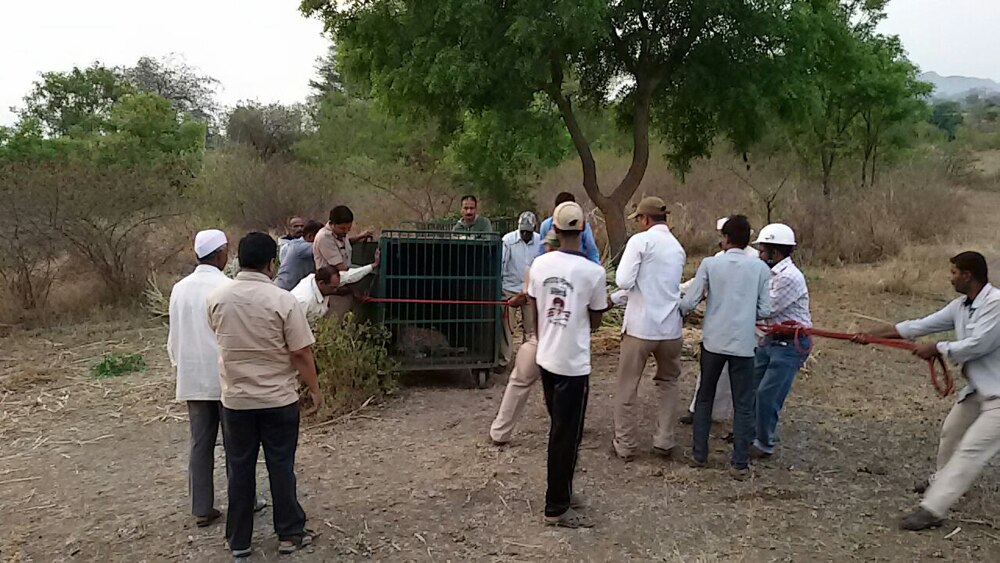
[
  {"xmin": 692, "ymin": 346, "xmax": 755, "ymax": 469},
  {"xmin": 222, "ymin": 402, "xmax": 306, "ymax": 551},
  {"xmin": 187, "ymin": 401, "xmax": 222, "ymax": 517},
  {"xmin": 540, "ymin": 368, "xmax": 589, "ymax": 517}
]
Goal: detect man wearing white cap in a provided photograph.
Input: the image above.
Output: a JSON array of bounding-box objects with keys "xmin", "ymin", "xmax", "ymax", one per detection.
[
  {"xmin": 528, "ymin": 201, "xmax": 609, "ymax": 528},
  {"xmin": 678, "ymin": 217, "xmax": 760, "ymax": 427},
  {"xmin": 500, "ymin": 211, "xmax": 541, "ymax": 366},
  {"xmin": 168, "ymin": 230, "xmax": 234, "ymax": 527}
]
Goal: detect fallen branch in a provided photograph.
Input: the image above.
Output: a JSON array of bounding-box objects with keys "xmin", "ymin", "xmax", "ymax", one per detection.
[
  {"xmin": 505, "ymin": 540, "xmax": 543, "ymax": 550},
  {"xmin": 50, "ymin": 434, "xmax": 114, "ymax": 446},
  {"xmin": 304, "ymin": 396, "xmax": 375, "ymax": 431},
  {"xmin": 0, "ymin": 476, "xmax": 41, "ymax": 486}
]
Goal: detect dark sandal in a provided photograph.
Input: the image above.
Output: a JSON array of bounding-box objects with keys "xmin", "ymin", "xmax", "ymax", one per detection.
[
  {"xmin": 196, "ymin": 508, "xmax": 222, "ymax": 528},
  {"xmin": 278, "ymin": 529, "xmax": 317, "ymax": 554},
  {"xmin": 544, "ymin": 508, "xmax": 593, "ymax": 529}
]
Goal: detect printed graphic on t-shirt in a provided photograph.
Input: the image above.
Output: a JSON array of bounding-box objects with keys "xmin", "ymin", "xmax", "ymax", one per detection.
[{"xmin": 543, "ymin": 276, "xmax": 574, "ymax": 326}]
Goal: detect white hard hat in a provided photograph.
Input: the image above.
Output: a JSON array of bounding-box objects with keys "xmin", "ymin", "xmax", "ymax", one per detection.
[{"xmin": 753, "ymin": 223, "xmax": 796, "ymax": 246}]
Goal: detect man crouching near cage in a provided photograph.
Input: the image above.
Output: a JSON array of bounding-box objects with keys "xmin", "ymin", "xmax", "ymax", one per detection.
[{"xmin": 527, "ymin": 202, "xmax": 609, "ymax": 528}]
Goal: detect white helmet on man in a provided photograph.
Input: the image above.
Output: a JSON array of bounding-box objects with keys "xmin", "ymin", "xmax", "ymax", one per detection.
[{"xmin": 753, "ymin": 223, "xmax": 796, "ymax": 246}]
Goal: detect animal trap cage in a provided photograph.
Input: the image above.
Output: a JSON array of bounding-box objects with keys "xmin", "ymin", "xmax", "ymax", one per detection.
[
  {"xmin": 373, "ymin": 230, "xmax": 503, "ymax": 388},
  {"xmin": 400, "ymin": 217, "xmax": 520, "ymax": 234}
]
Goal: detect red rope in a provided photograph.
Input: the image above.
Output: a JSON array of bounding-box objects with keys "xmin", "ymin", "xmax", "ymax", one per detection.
[
  {"xmin": 361, "ymin": 297, "xmax": 510, "ymax": 306},
  {"xmin": 759, "ymin": 321, "xmax": 954, "ymax": 397}
]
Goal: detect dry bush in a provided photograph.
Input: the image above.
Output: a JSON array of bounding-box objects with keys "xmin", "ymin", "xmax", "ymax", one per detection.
[{"xmin": 539, "ymin": 150, "xmax": 964, "ymax": 266}]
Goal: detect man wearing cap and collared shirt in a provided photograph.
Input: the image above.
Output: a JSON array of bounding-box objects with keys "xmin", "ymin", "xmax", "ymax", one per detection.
[
  {"xmin": 500, "ymin": 211, "xmax": 541, "ymax": 366},
  {"xmin": 678, "ymin": 218, "xmax": 761, "ymax": 427},
  {"xmin": 314, "ymin": 205, "xmax": 375, "ymax": 319},
  {"xmin": 168, "ymin": 230, "xmax": 236, "ymax": 528},
  {"xmin": 528, "ymin": 201, "xmax": 608, "ymax": 528},
  {"xmin": 610, "ymin": 197, "xmax": 687, "ymax": 462}
]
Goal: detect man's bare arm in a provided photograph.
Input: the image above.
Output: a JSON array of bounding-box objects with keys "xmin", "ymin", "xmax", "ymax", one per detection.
[{"xmin": 290, "ymin": 346, "xmax": 323, "ymax": 415}]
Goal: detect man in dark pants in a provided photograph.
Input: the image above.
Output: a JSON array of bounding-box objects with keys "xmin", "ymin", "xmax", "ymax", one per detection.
[
  {"xmin": 527, "ymin": 202, "xmax": 608, "ymax": 528},
  {"xmin": 680, "ymin": 215, "xmax": 771, "ymax": 480},
  {"xmin": 208, "ymin": 232, "xmax": 323, "ymax": 558}
]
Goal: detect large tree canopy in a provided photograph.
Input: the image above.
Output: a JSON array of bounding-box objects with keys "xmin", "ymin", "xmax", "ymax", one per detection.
[{"xmin": 302, "ymin": 0, "xmax": 808, "ymax": 256}]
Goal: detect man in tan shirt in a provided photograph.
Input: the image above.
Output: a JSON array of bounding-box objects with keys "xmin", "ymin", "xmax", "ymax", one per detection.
[
  {"xmin": 208, "ymin": 232, "xmax": 322, "ymax": 558},
  {"xmin": 313, "ymin": 205, "xmax": 374, "ymax": 318}
]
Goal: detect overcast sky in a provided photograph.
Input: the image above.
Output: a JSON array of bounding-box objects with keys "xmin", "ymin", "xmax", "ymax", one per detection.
[{"xmin": 2, "ymin": 0, "xmax": 998, "ymax": 126}]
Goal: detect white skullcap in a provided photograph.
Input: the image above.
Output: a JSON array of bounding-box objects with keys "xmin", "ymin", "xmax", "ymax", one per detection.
[
  {"xmin": 194, "ymin": 229, "xmax": 228, "ymax": 259},
  {"xmin": 716, "ymin": 217, "xmax": 729, "ymax": 232}
]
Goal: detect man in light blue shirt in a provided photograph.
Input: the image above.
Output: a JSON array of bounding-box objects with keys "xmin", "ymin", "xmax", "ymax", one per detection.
[
  {"xmin": 537, "ymin": 192, "xmax": 601, "ymax": 264},
  {"xmin": 680, "ymin": 215, "xmax": 771, "ymax": 479},
  {"xmin": 500, "ymin": 211, "xmax": 541, "ymax": 365}
]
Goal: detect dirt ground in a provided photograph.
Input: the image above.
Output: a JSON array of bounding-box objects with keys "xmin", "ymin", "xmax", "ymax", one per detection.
[{"xmin": 4, "ymin": 192, "xmax": 1000, "ymax": 562}]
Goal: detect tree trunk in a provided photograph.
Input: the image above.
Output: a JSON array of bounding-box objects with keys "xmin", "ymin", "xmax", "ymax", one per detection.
[
  {"xmin": 821, "ymin": 149, "xmax": 835, "ymax": 199},
  {"xmin": 870, "ymin": 143, "xmax": 879, "ymax": 186}
]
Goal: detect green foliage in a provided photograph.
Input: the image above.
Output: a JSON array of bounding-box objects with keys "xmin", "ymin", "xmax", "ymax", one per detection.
[
  {"xmin": 311, "ymin": 313, "xmax": 398, "ymax": 418},
  {"xmin": 19, "ymin": 63, "xmax": 135, "ymax": 137},
  {"xmin": 226, "ymin": 102, "xmax": 308, "ymax": 160},
  {"xmin": 930, "ymin": 101, "xmax": 965, "ymax": 141},
  {"xmin": 121, "ymin": 55, "xmax": 220, "ymax": 123},
  {"xmin": 91, "ymin": 353, "xmax": 147, "ymax": 379}
]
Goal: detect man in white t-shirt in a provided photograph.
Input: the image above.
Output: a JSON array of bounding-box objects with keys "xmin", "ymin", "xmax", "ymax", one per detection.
[{"xmin": 528, "ymin": 201, "xmax": 608, "ymax": 528}]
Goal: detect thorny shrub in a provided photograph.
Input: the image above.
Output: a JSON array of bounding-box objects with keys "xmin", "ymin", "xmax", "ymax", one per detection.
[{"xmin": 310, "ymin": 313, "xmax": 398, "ymax": 419}]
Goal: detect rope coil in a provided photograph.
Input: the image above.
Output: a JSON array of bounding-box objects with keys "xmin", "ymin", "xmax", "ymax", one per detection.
[{"xmin": 759, "ymin": 321, "xmax": 954, "ymax": 397}]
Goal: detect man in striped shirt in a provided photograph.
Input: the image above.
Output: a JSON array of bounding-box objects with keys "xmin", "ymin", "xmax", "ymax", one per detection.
[{"xmin": 751, "ymin": 223, "xmax": 811, "ymax": 459}]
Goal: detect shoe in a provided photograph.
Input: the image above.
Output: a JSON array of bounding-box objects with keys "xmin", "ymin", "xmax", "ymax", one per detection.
[
  {"xmin": 278, "ymin": 529, "xmax": 318, "ymax": 554},
  {"xmin": 679, "ymin": 412, "xmax": 694, "ymax": 425},
  {"xmin": 543, "ymin": 507, "xmax": 593, "ymax": 529},
  {"xmin": 750, "ymin": 445, "xmax": 772, "ymax": 460},
  {"xmin": 231, "ymin": 547, "xmax": 252, "ymax": 559},
  {"xmin": 913, "ymin": 479, "xmax": 930, "ymax": 495},
  {"xmin": 730, "ymin": 467, "xmax": 750, "ymax": 481},
  {"xmin": 253, "ymin": 497, "xmax": 268, "ymax": 513},
  {"xmin": 651, "ymin": 446, "xmax": 675, "ymax": 460},
  {"xmin": 609, "ymin": 442, "xmax": 635, "ymax": 463},
  {"xmin": 569, "ymin": 492, "xmax": 586, "ymax": 509},
  {"xmin": 723, "ymin": 432, "xmax": 734, "ymax": 444},
  {"xmin": 195, "ymin": 508, "xmax": 222, "ymax": 528},
  {"xmin": 687, "ymin": 457, "xmax": 707, "ymax": 469},
  {"xmin": 900, "ymin": 508, "xmax": 943, "ymax": 531}
]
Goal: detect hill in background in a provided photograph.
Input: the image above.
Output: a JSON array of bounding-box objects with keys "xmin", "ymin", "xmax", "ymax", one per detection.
[{"xmin": 921, "ymin": 71, "xmax": 1000, "ymax": 100}]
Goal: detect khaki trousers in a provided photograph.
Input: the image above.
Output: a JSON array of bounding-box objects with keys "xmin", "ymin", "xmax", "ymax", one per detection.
[
  {"xmin": 489, "ymin": 337, "xmax": 539, "ymax": 444},
  {"xmin": 613, "ymin": 334, "xmax": 683, "ymax": 456},
  {"xmin": 923, "ymin": 392, "xmax": 1000, "ymax": 517},
  {"xmin": 500, "ymin": 290, "xmax": 535, "ymax": 366}
]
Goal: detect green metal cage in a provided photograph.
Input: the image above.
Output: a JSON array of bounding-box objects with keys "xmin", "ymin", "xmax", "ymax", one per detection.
[
  {"xmin": 373, "ymin": 230, "xmax": 503, "ymax": 386},
  {"xmin": 400, "ymin": 216, "xmax": 520, "ymax": 234}
]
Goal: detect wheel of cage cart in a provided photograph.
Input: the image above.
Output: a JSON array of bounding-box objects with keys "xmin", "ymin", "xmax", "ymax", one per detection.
[{"xmin": 473, "ymin": 369, "xmax": 490, "ymax": 389}]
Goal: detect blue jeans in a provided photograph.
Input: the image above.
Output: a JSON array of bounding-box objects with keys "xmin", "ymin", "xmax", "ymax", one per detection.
[
  {"xmin": 692, "ymin": 346, "xmax": 755, "ymax": 469},
  {"xmin": 752, "ymin": 336, "xmax": 810, "ymax": 454}
]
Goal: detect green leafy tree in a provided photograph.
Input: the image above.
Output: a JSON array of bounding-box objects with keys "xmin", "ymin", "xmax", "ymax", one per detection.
[
  {"xmin": 930, "ymin": 101, "xmax": 965, "ymax": 141},
  {"xmin": 18, "ymin": 63, "xmax": 134, "ymax": 137},
  {"xmin": 301, "ymin": 0, "xmax": 798, "ymax": 256},
  {"xmin": 121, "ymin": 55, "xmax": 220, "ymax": 122},
  {"xmin": 226, "ymin": 102, "xmax": 308, "ymax": 160}
]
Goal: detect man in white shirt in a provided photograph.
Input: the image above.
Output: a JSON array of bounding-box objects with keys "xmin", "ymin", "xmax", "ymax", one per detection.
[
  {"xmin": 167, "ymin": 229, "xmax": 234, "ymax": 527},
  {"xmin": 610, "ymin": 197, "xmax": 686, "ymax": 462},
  {"xmin": 678, "ymin": 217, "xmax": 760, "ymax": 427},
  {"xmin": 751, "ymin": 224, "xmax": 812, "ymax": 460},
  {"xmin": 857, "ymin": 251, "xmax": 1000, "ymax": 531},
  {"xmin": 500, "ymin": 211, "xmax": 540, "ymax": 366},
  {"xmin": 528, "ymin": 201, "xmax": 608, "ymax": 528},
  {"xmin": 681, "ymin": 215, "xmax": 771, "ymax": 480},
  {"xmin": 290, "ymin": 259, "xmax": 378, "ymax": 326}
]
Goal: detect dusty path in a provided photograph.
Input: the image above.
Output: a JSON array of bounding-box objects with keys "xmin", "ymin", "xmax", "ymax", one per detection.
[{"xmin": 3, "ymin": 191, "xmax": 1000, "ymax": 562}]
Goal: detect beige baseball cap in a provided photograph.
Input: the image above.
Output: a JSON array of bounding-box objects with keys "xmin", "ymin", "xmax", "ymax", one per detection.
[
  {"xmin": 627, "ymin": 196, "xmax": 669, "ymax": 220},
  {"xmin": 552, "ymin": 201, "xmax": 585, "ymax": 231}
]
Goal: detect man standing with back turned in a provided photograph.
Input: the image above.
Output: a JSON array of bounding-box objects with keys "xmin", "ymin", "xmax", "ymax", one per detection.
[
  {"xmin": 208, "ymin": 233, "xmax": 323, "ymax": 558},
  {"xmin": 681, "ymin": 215, "xmax": 771, "ymax": 480},
  {"xmin": 168, "ymin": 229, "xmax": 232, "ymax": 528},
  {"xmin": 857, "ymin": 251, "xmax": 1000, "ymax": 531},
  {"xmin": 528, "ymin": 201, "xmax": 608, "ymax": 528},
  {"xmin": 611, "ymin": 197, "xmax": 686, "ymax": 462}
]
